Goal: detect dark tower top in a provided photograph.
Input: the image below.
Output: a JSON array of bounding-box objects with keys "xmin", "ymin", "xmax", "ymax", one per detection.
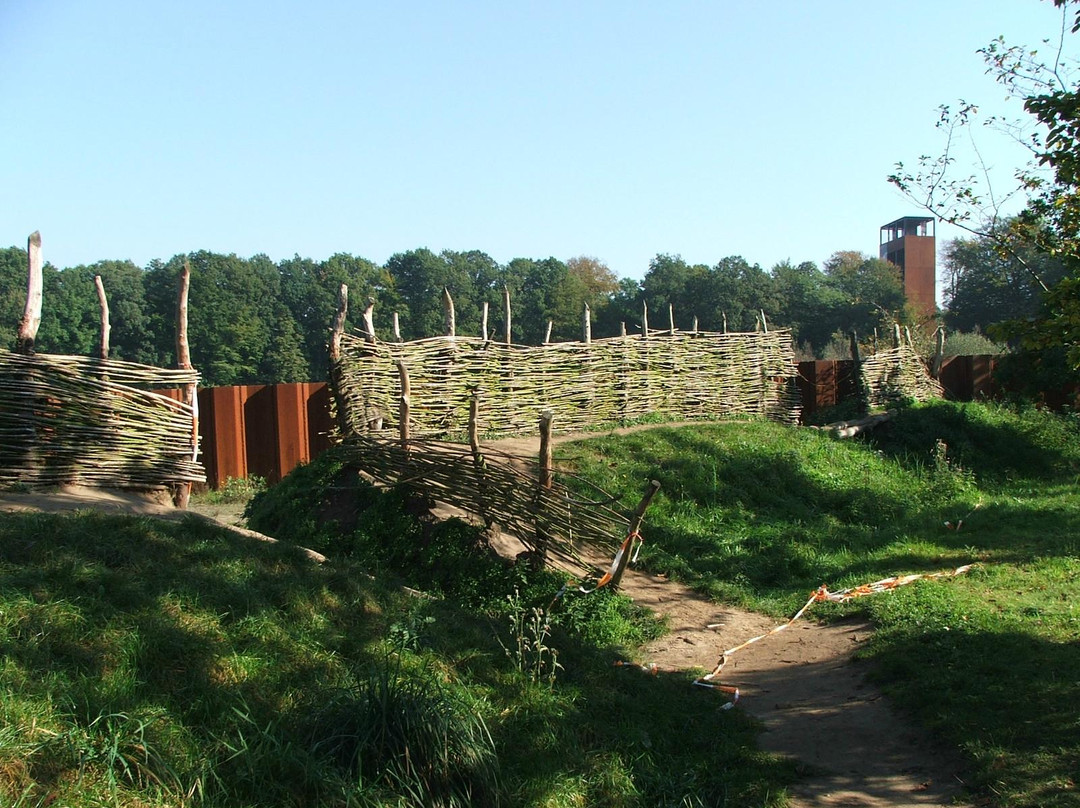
[{"xmin": 880, "ymin": 216, "xmax": 936, "ymax": 316}]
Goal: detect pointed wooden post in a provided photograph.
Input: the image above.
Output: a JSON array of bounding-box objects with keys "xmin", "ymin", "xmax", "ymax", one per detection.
[
  {"xmin": 611, "ymin": 479, "xmax": 661, "ymax": 590},
  {"xmin": 392, "ymin": 311, "xmax": 402, "ymax": 342},
  {"xmin": 642, "ymin": 300, "xmax": 649, "ymax": 337},
  {"xmin": 692, "ymin": 315, "xmax": 699, "ymax": 334},
  {"xmin": 583, "ymin": 303, "xmax": 592, "ymax": 343},
  {"xmin": 481, "ymin": 301, "xmax": 489, "ymax": 342},
  {"xmin": 892, "ymin": 323, "xmax": 902, "ymax": 349},
  {"xmin": 397, "ymin": 359, "xmax": 411, "ymax": 455},
  {"xmin": 174, "ymin": 259, "xmax": 198, "ymax": 509},
  {"xmin": 722, "ymin": 311, "xmax": 728, "ymax": 334},
  {"xmin": 330, "ymin": 284, "xmax": 348, "ymax": 363},
  {"xmin": 544, "ymin": 320, "xmax": 553, "ymax": 345},
  {"xmin": 931, "ymin": 326, "xmax": 946, "ymax": 378},
  {"xmin": 760, "ymin": 309, "xmax": 769, "ymax": 334},
  {"xmin": 668, "ymin": 303, "xmax": 675, "ymax": 336},
  {"xmin": 361, "ymin": 297, "xmax": 376, "ymax": 343},
  {"xmin": 535, "ymin": 410, "xmax": 554, "ymax": 566},
  {"xmin": 94, "ymin": 275, "xmax": 111, "ymax": 359},
  {"xmin": 443, "ymin": 287, "xmax": 456, "ymax": 337},
  {"xmin": 619, "ymin": 321, "xmax": 627, "ymax": 337},
  {"xmin": 503, "ymin": 285, "xmax": 512, "ymax": 345},
  {"xmin": 328, "ymin": 283, "xmax": 350, "ymax": 436},
  {"xmin": 16, "ymin": 231, "xmax": 42, "ymax": 354}
]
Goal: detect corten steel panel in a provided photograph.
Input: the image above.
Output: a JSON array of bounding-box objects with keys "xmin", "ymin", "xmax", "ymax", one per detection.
[
  {"xmin": 273, "ymin": 384, "xmax": 310, "ymax": 480},
  {"xmin": 971, "ymin": 355, "xmax": 995, "ymax": 399},
  {"xmin": 903, "ymin": 236, "xmax": 936, "ymax": 315},
  {"xmin": 937, "ymin": 355, "xmax": 969, "ymax": 400},
  {"xmin": 796, "ymin": 361, "xmax": 818, "ymax": 422},
  {"xmin": 208, "ymin": 386, "xmax": 247, "ymax": 487},
  {"xmin": 243, "ymin": 385, "xmax": 279, "ymax": 483},
  {"xmin": 305, "ymin": 383, "xmax": 335, "ymax": 457}
]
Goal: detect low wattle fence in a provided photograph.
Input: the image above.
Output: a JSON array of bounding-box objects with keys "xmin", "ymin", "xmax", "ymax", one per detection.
[{"xmin": 195, "ymin": 354, "xmax": 999, "ymax": 489}]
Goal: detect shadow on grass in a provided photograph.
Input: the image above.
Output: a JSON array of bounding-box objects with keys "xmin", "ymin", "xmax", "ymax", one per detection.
[{"xmin": 865, "ymin": 626, "xmax": 1080, "ymax": 807}]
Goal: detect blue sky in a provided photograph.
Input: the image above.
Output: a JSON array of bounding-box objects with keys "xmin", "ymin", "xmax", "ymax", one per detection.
[{"xmin": 1, "ymin": 1, "xmax": 1073, "ymax": 298}]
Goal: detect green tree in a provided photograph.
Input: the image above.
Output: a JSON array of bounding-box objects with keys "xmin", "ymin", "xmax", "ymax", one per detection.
[
  {"xmin": 822, "ymin": 251, "xmax": 907, "ymax": 339},
  {"xmin": 770, "ymin": 259, "xmax": 845, "ymax": 354}
]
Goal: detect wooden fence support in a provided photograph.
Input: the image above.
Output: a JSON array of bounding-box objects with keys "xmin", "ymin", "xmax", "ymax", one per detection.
[
  {"xmin": 469, "ymin": 391, "xmax": 493, "ymax": 529},
  {"xmin": 722, "ymin": 311, "xmax": 728, "ymax": 334},
  {"xmin": 397, "ymin": 359, "xmax": 411, "ymax": 455},
  {"xmin": 481, "ymin": 301, "xmax": 489, "ymax": 342},
  {"xmin": 361, "ymin": 297, "xmax": 376, "ymax": 343},
  {"xmin": 642, "ymin": 300, "xmax": 649, "ymax": 337},
  {"xmin": 392, "ymin": 311, "xmax": 402, "ymax": 342},
  {"xmin": 760, "ymin": 309, "xmax": 769, "ymax": 334},
  {"xmin": 931, "ymin": 326, "xmax": 946, "ymax": 378},
  {"xmin": 94, "ymin": 275, "xmax": 110, "ymax": 359},
  {"xmin": 330, "ymin": 284, "xmax": 348, "ymax": 362},
  {"xmin": 544, "ymin": 320, "xmax": 553, "ymax": 345},
  {"xmin": 443, "ymin": 288, "xmax": 456, "ymax": 337},
  {"xmin": 619, "ymin": 321, "xmax": 626, "ymax": 337},
  {"xmin": 536, "ymin": 410, "xmax": 554, "ymax": 565},
  {"xmin": 503, "ymin": 285, "xmax": 512, "ymax": 345},
  {"xmin": 611, "ymin": 479, "xmax": 661, "ymax": 590},
  {"xmin": 668, "ymin": 304, "xmax": 675, "ymax": 336},
  {"xmin": 583, "ymin": 303, "xmax": 592, "ymax": 344},
  {"xmin": 174, "ymin": 260, "xmax": 198, "ymax": 509},
  {"xmin": 16, "ymin": 231, "xmax": 42, "ymax": 354},
  {"xmin": 692, "ymin": 315, "xmax": 698, "ymax": 334}
]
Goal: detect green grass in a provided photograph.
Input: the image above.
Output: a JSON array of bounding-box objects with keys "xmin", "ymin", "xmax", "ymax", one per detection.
[
  {"xmin": 4, "ymin": 399, "xmax": 1077, "ymax": 806},
  {"xmin": 0, "ymin": 496, "xmax": 791, "ymax": 806},
  {"xmin": 557, "ymin": 401, "xmax": 1080, "ymax": 806}
]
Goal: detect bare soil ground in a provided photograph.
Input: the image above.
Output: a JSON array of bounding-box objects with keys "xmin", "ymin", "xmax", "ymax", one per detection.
[{"xmin": 0, "ymin": 430, "xmax": 971, "ymax": 806}]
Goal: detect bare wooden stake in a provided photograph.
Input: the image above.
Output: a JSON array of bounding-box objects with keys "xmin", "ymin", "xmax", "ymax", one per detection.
[
  {"xmin": 392, "ymin": 311, "xmax": 402, "ymax": 342},
  {"xmin": 16, "ymin": 231, "xmax": 43, "ymax": 354},
  {"xmin": 904, "ymin": 325, "xmax": 914, "ymax": 348},
  {"xmin": 668, "ymin": 303, "xmax": 675, "ymax": 336},
  {"xmin": 361, "ymin": 297, "xmax": 376, "ymax": 343},
  {"xmin": 892, "ymin": 323, "xmax": 902, "ymax": 349},
  {"xmin": 619, "ymin": 321, "xmax": 626, "ymax": 337},
  {"xmin": 174, "ymin": 260, "xmax": 198, "ymax": 509},
  {"xmin": 397, "ymin": 359, "xmax": 411, "ymax": 454},
  {"xmin": 536, "ymin": 410, "xmax": 554, "ymax": 566},
  {"xmin": 692, "ymin": 315, "xmax": 699, "ymax": 334},
  {"xmin": 469, "ymin": 390, "xmax": 493, "ymax": 529},
  {"xmin": 760, "ymin": 309, "xmax": 768, "ymax": 334},
  {"xmin": 722, "ymin": 311, "xmax": 728, "ymax": 333},
  {"xmin": 583, "ymin": 303, "xmax": 592, "ymax": 344},
  {"xmin": 443, "ymin": 287, "xmax": 456, "ymax": 337},
  {"xmin": 330, "ymin": 283, "xmax": 348, "ymax": 362},
  {"xmin": 503, "ymin": 285, "xmax": 512, "ymax": 345},
  {"xmin": 544, "ymin": 320, "xmax": 553, "ymax": 345},
  {"xmin": 481, "ymin": 301, "xmax": 489, "ymax": 342},
  {"xmin": 642, "ymin": 300, "xmax": 649, "ymax": 337},
  {"xmin": 611, "ymin": 479, "xmax": 661, "ymax": 590},
  {"xmin": 931, "ymin": 326, "xmax": 946, "ymax": 378},
  {"xmin": 94, "ymin": 275, "xmax": 111, "ymax": 359}
]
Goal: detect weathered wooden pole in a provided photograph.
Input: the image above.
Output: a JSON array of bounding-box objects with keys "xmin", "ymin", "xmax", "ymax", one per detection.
[
  {"xmin": 397, "ymin": 359, "xmax": 411, "ymax": 455},
  {"xmin": 722, "ymin": 311, "xmax": 728, "ymax": 334},
  {"xmin": 544, "ymin": 320, "xmax": 553, "ymax": 345},
  {"xmin": 892, "ymin": 323, "xmax": 902, "ymax": 349},
  {"xmin": 931, "ymin": 326, "xmax": 946, "ymax": 378},
  {"xmin": 469, "ymin": 391, "xmax": 493, "ymax": 529},
  {"xmin": 94, "ymin": 275, "xmax": 111, "ymax": 359},
  {"xmin": 503, "ymin": 285, "xmax": 512, "ymax": 345},
  {"xmin": 536, "ymin": 410, "xmax": 554, "ymax": 565},
  {"xmin": 692, "ymin": 315, "xmax": 699, "ymax": 334},
  {"xmin": 330, "ymin": 284, "xmax": 348, "ymax": 363},
  {"xmin": 16, "ymin": 231, "xmax": 42, "ymax": 354},
  {"xmin": 392, "ymin": 311, "xmax": 403, "ymax": 342},
  {"xmin": 668, "ymin": 303, "xmax": 675, "ymax": 336},
  {"xmin": 610, "ymin": 479, "xmax": 661, "ymax": 590},
  {"xmin": 175, "ymin": 260, "xmax": 198, "ymax": 509},
  {"xmin": 361, "ymin": 297, "xmax": 376, "ymax": 343},
  {"xmin": 481, "ymin": 301, "xmax": 489, "ymax": 342},
  {"xmin": 619, "ymin": 321, "xmax": 627, "ymax": 337},
  {"xmin": 443, "ymin": 287, "xmax": 456, "ymax": 337},
  {"xmin": 642, "ymin": 300, "xmax": 649, "ymax": 337},
  {"xmin": 760, "ymin": 309, "xmax": 769, "ymax": 334},
  {"xmin": 904, "ymin": 325, "xmax": 914, "ymax": 349},
  {"xmin": 583, "ymin": 303, "xmax": 592, "ymax": 344}
]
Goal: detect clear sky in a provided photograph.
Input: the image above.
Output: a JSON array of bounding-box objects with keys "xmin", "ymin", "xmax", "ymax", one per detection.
[{"xmin": 1, "ymin": 1, "xmax": 1073, "ymax": 297}]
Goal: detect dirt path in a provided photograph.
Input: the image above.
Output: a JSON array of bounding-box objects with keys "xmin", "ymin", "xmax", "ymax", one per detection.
[{"xmin": 482, "ymin": 428, "xmax": 970, "ymax": 808}]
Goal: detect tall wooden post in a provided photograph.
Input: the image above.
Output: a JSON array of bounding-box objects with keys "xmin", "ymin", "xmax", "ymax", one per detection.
[
  {"xmin": 361, "ymin": 297, "xmax": 376, "ymax": 343},
  {"xmin": 94, "ymin": 275, "xmax": 111, "ymax": 359},
  {"xmin": 611, "ymin": 479, "xmax": 661, "ymax": 590},
  {"xmin": 330, "ymin": 284, "xmax": 348, "ymax": 363},
  {"xmin": 668, "ymin": 304, "xmax": 675, "ymax": 336},
  {"xmin": 443, "ymin": 288, "xmax": 456, "ymax": 337},
  {"xmin": 931, "ymin": 326, "xmax": 946, "ymax": 378},
  {"xmin": 642, "ymin": 300, "xmax": 649, "ymax": 337},
  {"xmin": 722, "ymin": 311, "xmax": 728, "ymax": 334},
  {"xmin": 469, "ymin": 391, "xmax": 492, "ymax": 530},
  {"xmin": 544, "ymin": 321, "xmax": 553, "ymax": 345},
  {"xmin": 16, "ymin": 231, "xmax": 42, "ymax": 354},
  {"xmin": 397, "ymin": 359, "xmax": 411, "ymax": 455},
  {"xmin": 174, "ymin": 260, "xmax": 198, "ymax": 509},
  {"xmin": 760, "ymin": 309, "xmax": 768, "ymax": 334},
  {"xmin": 535, "ymin": 410, "xmax": 554, "ymax": 566},
  {"xmin": 481, "ymin": 301, "xmax": 489, "ymax": 342},
  {"xmin": 583, "ymin": 303, "xmax": 592, "ymax": 344},
  {"xmin": 392, "ymin": 311, "xmax": 402, "ymax": 342},
  {"xmin": 692, "ymin": 315, "xmax": 699, "ymax": 334},
  {"xmin": 503, "ymin": 285, "xmax": 512, "ymax": 345}
]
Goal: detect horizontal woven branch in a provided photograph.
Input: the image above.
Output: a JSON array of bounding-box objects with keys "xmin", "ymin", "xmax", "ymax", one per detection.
[{"xmin": 0, "ymin": 350, "xmax": 205, "ymax": 489}]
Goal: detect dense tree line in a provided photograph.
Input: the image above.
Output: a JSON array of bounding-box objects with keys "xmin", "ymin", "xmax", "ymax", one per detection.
[{"xmin": 0, "ymin": 243, "xmax": 916, "ymax": 386}]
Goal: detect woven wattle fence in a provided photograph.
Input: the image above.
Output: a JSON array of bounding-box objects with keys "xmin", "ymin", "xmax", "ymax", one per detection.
[
  {"xmin": 334, "ymin": 329, "xmax": 801, "ymax": 439},
  {"xmin": 861, "ymin": 344, "xmax": 943, "ymax": 409},
  {"xmin": 0, "ymin": 350, "xmax": 205, "ymax": 489},
  {"xmin": 338, "ymin": 434, "xmax": 627, "ymax": 566}
]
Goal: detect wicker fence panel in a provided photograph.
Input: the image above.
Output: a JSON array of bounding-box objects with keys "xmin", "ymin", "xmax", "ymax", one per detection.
[
  {"xmin": 861, "ymin": 345, "xmax": 944, "ymax": 409},
  {"xmin": 334, "ymin": 329, "xmax": 802, "ymax": 438},
  {"xmin": 0, "ymin": 350, "xmax": 204, "ymax": 489}
]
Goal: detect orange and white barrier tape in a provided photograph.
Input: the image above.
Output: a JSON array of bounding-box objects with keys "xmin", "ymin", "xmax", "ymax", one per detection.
[
  {"xmin": 581, "ymin": 530, "xmax": 643, "ymax": 593},
  {"xmin": 692, "ymin": 563, "xmax": 975, "ymax": 708}
]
